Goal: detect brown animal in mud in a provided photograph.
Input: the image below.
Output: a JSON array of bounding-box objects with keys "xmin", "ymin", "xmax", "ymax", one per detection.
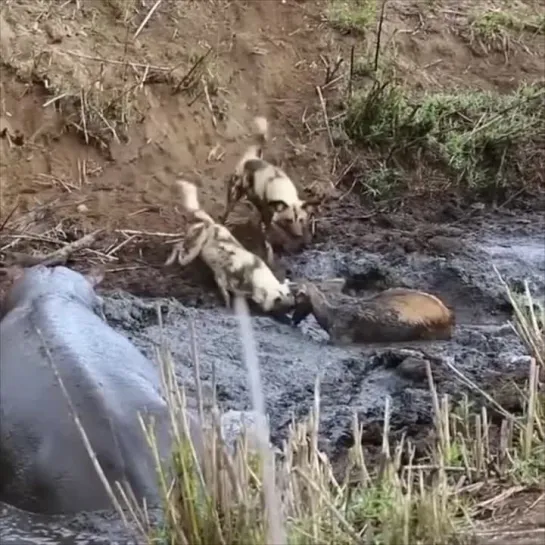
[
  {"xmin": 165, "ymin": 180, "xmax": 294, "ymax": 318},
  {"xmin": 220, "ymin": 116, "xmax": 322, "ymax": 264},
  {"xmin": 291, "ymin": 282, "xmax": 455, "ymax": 345}
]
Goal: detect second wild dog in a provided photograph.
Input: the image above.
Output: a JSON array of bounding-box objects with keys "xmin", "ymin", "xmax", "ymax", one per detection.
[
  {"xmin": 221, "ymin": 116, "xmax": 321, "ymax": 263},
  {"xmin": 165, "ymin": 180, "xmax": 295, "ymax": 316}
]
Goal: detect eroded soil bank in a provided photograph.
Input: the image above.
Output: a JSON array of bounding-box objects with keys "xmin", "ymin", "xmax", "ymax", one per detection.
[{"xmin": 2, "ymin": 211, "xmax": 544, "ymax": 545}]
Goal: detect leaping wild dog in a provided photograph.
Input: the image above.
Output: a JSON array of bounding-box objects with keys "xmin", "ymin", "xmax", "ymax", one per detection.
[
  {"xmin": 291, "ymin": 282, "xmax": 455, "ymax": 345},
  {"xmin": 221, "ymin": 116, "xmax": 322, "ymax": 265},
  {"xmin": 165, "ymin": 180, "xmax": 295, "ymax": 319}
]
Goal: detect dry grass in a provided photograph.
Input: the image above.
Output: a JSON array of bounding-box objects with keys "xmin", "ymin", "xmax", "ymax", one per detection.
[
  {"xmin": 326, "ymin": 0, "xmax": 378, "ymax": 34},
  {"xmin": 67, "ymin": 275, "xmax": 542, "ymax": 545},
  {"xmin": 467, "ymin": 2, "xmax": 545, "ymax": 53},
  {"xmin": 0, "ymin": 1, "xmax": 213, "ymax": 150}
]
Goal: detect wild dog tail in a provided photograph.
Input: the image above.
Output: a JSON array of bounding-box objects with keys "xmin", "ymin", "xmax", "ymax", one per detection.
[
  {"xmin": 235, "ymin": 116, "xmax": 270, "ymax": 176},
  {"xmin": 175, "ymin": 179, "xmax": 216, "ymax": 225},
  {"xmin": 175, "ymin": 180, "xmax": 201, "ymax": 213},
  {"xmin": 252, "ymin": 116, "xmax": 269, "ymax": 155}
]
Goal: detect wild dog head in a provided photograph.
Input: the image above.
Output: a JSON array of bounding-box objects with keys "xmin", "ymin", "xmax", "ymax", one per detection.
[
  {"xmin": 254, "ymin": 275, "xmax": 294, "ymax": 314},
  {"xmin": 268, "ymin": 199, "xmax": 320, "ymax": 243}
]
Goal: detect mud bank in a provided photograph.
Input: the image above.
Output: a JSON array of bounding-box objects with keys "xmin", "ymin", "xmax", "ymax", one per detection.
[{"xmin": 2, "ymin": 219, "xmax": 544, "ymax": 544}]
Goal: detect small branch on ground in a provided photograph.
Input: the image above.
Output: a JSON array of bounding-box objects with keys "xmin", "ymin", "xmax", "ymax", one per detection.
[
  {"xmin": 348, "ymin": 45, "xmax": 355, "ymax": 99},
  {"xmin": 320, "ymin": 54, "xmax": 344, "ymax": 86},
  {"xmin": 133, "ymin": 0, "xmax": 164, "ymax": 41},
  {"xmin": 0, "ymin": 202, "xmax": 19, "ymax": 233},
  {"xmin": 202, "ymin": 77, "xmax": 218, "ymax": 128},
  {"xmin": 316, "ymin": 85, "xmax": 335, "ymax": 150},
  {"xmin": 2, "ymin": 229, "xmax": 104, "ymax": 267},
  {"xmin": 172, "ymin": 47, "xmax": 214, "ymax": 95}
]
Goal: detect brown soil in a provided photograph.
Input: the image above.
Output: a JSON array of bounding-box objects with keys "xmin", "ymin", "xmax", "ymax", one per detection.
[
  {"xmin": 474, "ymin": 491, "xmax": 545, "ymax": 545},
  {"xmin": 0, "ymin": 0, "xmax": 544, "ymax": 301}
]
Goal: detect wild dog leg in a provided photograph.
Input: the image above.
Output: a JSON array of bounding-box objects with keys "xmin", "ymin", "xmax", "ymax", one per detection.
[
  {"xmin": 214, "ymin": 272, "xmax": 232, "ymax": 308},
  {"xmin": 264, "ymin": 239, "xmax": 274, "ymax": 267},
  {"xmin": 164, "ymin": 231, "xmax": 205, "ymax": 268},
  {"xmin": 221, "ymin": 175, "xmax": 245, "ymax": 224},
  {"xmin": 164, "ymin": 242, "xmax": 183, "ymax": 266},
  {"xmin": 258, "ymin": 220, "xmax": 275, "ymax": 267}
]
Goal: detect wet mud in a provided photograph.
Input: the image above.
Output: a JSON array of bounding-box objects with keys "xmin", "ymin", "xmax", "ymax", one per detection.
[{"xmin": 2, "ymin": 212, "xmax": 544, "ymax": 544}]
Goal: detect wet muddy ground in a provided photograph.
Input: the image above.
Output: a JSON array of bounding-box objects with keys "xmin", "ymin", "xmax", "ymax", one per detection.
[{"xmin": 1, "ymin": 209, "xmax": 544, "ymax": 544}]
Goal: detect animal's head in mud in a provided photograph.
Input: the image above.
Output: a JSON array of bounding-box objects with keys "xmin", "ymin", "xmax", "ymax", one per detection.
[
  {"xmin": 252, "ymin": 270, "xmax": 295, "ymax": 314},
  {"xmin": 291, "ymin": 283, "xmax": 314, "ymax": 326},
  {"xmin": 269, "ymin": 199, "xmax": 318, "ymax": 243},
  {"xmin": 0, "ymin": 265, "xmax": 106, "ymax": 320}
]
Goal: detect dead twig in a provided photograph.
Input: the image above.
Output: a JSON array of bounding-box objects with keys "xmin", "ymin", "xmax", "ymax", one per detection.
[
  {"xmin": 374, "ymin": 0, "xmax": 389, "ymax": 72},
  {"xmin": 3, "ymin": 229, "xmax": 104, "ymax": 267},
  {"xmin": 172, "ymin": 47, "xmax": 214, "ymax": 95},
  {"xmin": 64, "ymin": 50, "xmax": 171, "ymax": 72},
  {"xmin": 320, "ymin": 54, "xmax": 344, "ymax": 86},
  {"xmin": 0, "ymin": 201, "xmax": 19, "ymax": 233},
  {"xmin": 106, "ymin": 234, "xmax": 137, "ymax": 257},
  {"xmin": 202, "ymin": 77, "xmax": 218, "ymax": 128},
  {"xmin": 348, "ymin": 45, "xmax": 355, "ymax": 99},
  {"xmin": 316, "ymin": 86, "xmax": 335, "ymax": 150},
  {"xmin": 133, "ymin": 0, "xmax": 163, "ymax": 41},
  {"xmin": 115, "ymin": 229, "xmax": 181, "ymax": 237}
]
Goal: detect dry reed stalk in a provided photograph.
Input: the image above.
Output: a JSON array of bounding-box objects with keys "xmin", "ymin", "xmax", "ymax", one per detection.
[{"xmin": 232, "ymin": 295, "xmax": 287, "ymax": 545}]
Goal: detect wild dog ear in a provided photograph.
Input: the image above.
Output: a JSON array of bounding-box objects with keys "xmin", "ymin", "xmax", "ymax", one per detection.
[
  {"xmin": 293, "ymin": 285, "xmax": 310, "ymax": 306},
  {"xmin": 301, "ymin": 200, "xmax": 315, "ymax": 213},
  {"xmin": 85, "ymin": 265, "xmax": 105, "ymax": 288},
  {"xmin": 268, "ymin": 200, "xmax": 288, "ymax": 213},
  {"xmin": 286, "ymin": 280, "xmax": 299, "ymax": 293}
]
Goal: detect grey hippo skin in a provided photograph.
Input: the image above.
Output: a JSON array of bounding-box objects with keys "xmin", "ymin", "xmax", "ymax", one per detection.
[{"xmin": 0, "ymin": 265, "xmax": 189, "ymax": 515}]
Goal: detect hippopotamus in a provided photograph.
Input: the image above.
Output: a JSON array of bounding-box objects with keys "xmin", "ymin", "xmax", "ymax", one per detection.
[{"xmin": 0, "ymin": 265, "xmax": 200, "ymax": 515}]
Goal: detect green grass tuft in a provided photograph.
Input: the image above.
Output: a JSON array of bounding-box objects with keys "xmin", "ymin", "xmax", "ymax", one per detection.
[
  {"xmin": 470, "ymin": 8, "xmax": 545, "ymax": 43},
  {"xmin": 343, "ymin": 80, "xmax": 545, "ymax": 200},
  {"xmin": 326, "ymin": 0, "xmax": 378, "ymax": 34}
]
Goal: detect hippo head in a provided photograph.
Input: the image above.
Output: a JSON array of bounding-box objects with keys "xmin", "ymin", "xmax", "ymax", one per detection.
[{"xmin": 1, "ymin": 265, "xmax": 106, "ymax": 320}]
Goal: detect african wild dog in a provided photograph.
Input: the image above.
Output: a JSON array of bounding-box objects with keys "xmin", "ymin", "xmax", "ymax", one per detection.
[
  {"xmin": 165, "ymin": 180, "xmax": 295, "ymax": 316},
  {"xmin": 221, "ymin": 116, "xmax": 321, "ymax": 265}
]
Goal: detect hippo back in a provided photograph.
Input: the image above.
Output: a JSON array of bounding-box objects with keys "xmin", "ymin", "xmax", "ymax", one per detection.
[{"xmin": 0, "ymin": 266, "xmax": 174, "ymax": 514}]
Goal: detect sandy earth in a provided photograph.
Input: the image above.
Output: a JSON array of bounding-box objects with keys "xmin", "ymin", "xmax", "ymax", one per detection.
[{"xmin": 0, "ymin": 0, "xmax": 544, "ymax": 543}]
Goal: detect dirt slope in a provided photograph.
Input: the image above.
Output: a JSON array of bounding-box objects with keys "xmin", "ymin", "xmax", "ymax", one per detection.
[{"xmin": 1, "ymin": 0, "xmax": 544, "ymax": 299}]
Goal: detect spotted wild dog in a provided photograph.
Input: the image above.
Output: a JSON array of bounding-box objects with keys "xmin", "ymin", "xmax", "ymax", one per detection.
[
  {"xmin": 165, "ymin": 180, "xmax": 295, "ymax": 318},
  {"xmin": 221, "ymin": 116, "xmax": 322, "ymax": 265},
  {"xmin": 291, "ymin": 282, "xmax": 455, "ymax": 345}
]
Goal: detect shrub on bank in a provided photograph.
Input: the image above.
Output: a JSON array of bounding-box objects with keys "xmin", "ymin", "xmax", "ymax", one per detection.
[{"xmin": 343, "ymin": 81, "xmax": 545, "ymax": 200}]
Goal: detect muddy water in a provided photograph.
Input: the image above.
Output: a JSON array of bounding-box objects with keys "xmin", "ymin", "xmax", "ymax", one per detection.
[{"xmin": 2, "ymin": 219, "xmax": 544, "ymax": 544}]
